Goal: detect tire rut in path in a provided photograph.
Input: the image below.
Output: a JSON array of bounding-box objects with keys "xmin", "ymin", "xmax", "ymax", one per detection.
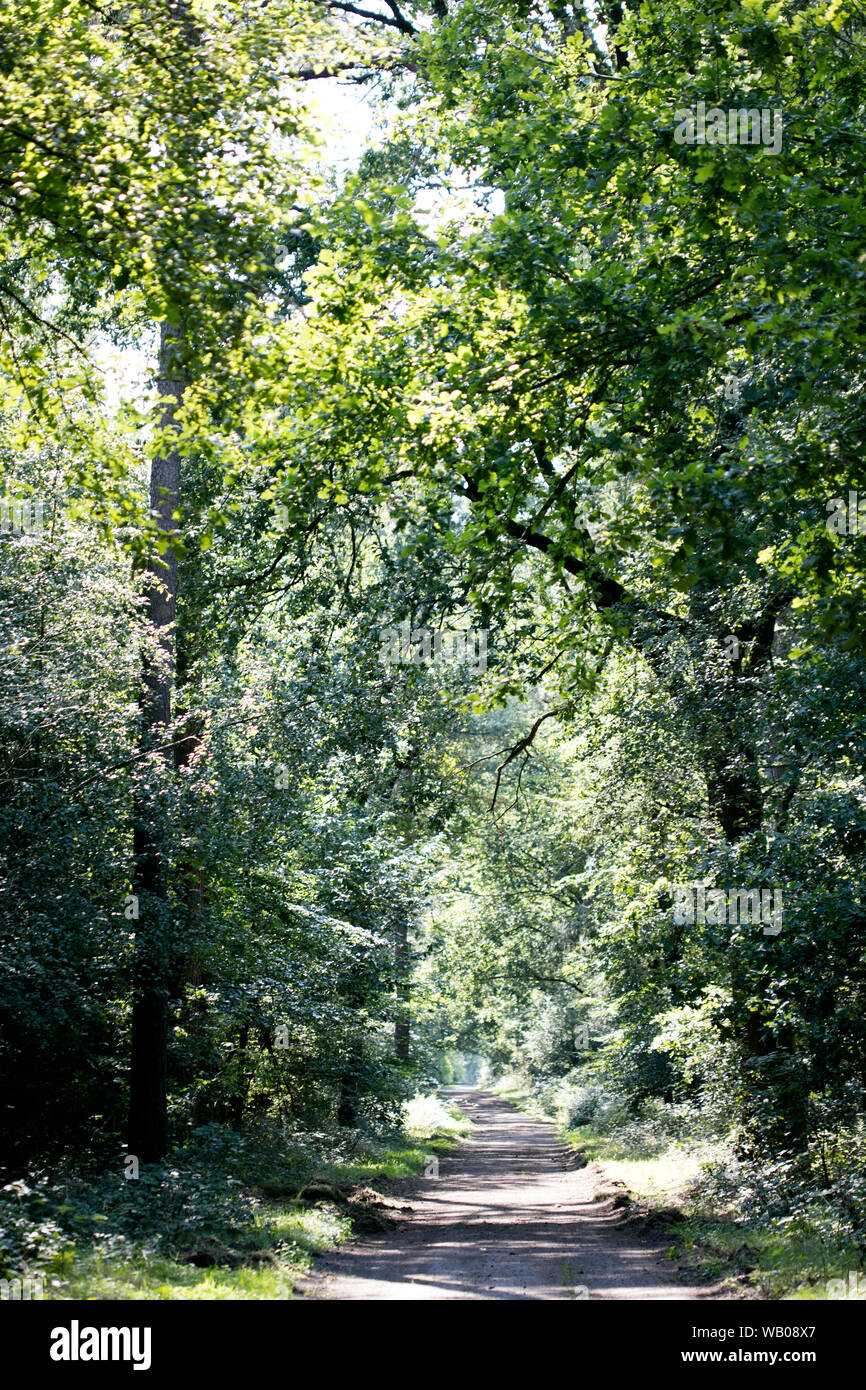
[{"xmin": 301, "ymin": 1089, "xmax": 726, "ymax": 1301}]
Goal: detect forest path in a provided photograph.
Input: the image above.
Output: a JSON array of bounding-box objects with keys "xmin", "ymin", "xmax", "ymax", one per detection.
[{"xmin": 300, "ymin": 1089, "xmax": 726, "ymax": 1301}]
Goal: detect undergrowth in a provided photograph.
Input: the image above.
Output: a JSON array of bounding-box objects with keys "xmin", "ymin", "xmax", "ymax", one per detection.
[{"xmin": 0, "ymin": 1092, "xmax": 469, "ymax": 1300}]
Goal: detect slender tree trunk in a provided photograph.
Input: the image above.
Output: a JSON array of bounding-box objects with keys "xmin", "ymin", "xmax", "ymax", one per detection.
[
  {"xmin": 128, "ymin": 320, "xmax": 186, "ymax": 1163},
  {"xmin": 706, "ymin": 679, "xmax": 808, "ymax": 1153},
  {"xmin": 337, "ymin": 1050, "xmax": 362, "ymax": 1127},
  {"xmin": 230, "ymin": 1023, "xmax": 251, "ymax": 1130},
  {"xmin": 394, "ymin": 911, "xmax": 410, "ymax": 1062},
  {"xmin": 338, "ymin": 990, "xmax": 365, "ymax": 1127}
]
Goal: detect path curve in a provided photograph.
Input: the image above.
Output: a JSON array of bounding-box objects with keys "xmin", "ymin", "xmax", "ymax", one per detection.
[{"xmin": 302, "ymin": 1090, "xmax": 726, "ymax": 1300}]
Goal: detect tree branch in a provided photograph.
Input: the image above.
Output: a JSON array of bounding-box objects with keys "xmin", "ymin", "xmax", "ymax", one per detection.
[{"xmin": 321, "ymin": 0, "xmax": 415, "ymax": 34}]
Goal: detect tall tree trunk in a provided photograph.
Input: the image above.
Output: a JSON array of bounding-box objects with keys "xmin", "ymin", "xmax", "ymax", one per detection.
[
  {"xmin": 338, "ymin": 990, "xmax": 365, "ymax": 1127},
  {"xmin": 337, "ymin": 1045, "xmax": 363, "ymax": 1127},
  {"xmin": 394, "ymin": 911, "xmax": 410, "ymax": 1062},
  {"xmin": 230, "ymin": 1023, "xmax": 251, "ymax": 1131},
  {"xmin": 706, "ymin": 668, "xmax": 808, "ymax": 1152},
  {"xmin": 128, "ymin": 320, "xmax": 186, "ymax": 1163}
]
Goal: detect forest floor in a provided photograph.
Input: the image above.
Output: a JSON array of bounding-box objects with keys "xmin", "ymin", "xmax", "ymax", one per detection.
[{"xmin": 300, "ymin": 1089, "xmax": 741, "ymax": 1300}]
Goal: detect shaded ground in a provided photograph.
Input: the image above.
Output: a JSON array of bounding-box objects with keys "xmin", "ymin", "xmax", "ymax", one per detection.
[{"xmin": 301, "ymin": 1089, "xmax": 731, "ymax": 1300}]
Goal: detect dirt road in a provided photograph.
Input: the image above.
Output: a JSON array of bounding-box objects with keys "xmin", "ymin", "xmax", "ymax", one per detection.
[{"xmin": 303, "ymin": 1089, "xmax": 724, "ymax": 1300}]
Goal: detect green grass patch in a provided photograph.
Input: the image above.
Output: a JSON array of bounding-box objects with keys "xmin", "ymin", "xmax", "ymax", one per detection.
[
  {"xmin": 656, "ymin": 1210, "xmax": 866, "ymax": 1301},
  {"xmin": 45, "ymin": 1203, "xmax": 350, "ymax": 1300}
]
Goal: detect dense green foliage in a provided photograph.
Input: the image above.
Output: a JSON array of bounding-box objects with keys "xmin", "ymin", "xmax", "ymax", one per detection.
[{"xmin": 1, "ymin": 0, "xmax": 865, "ymax": 1298}]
